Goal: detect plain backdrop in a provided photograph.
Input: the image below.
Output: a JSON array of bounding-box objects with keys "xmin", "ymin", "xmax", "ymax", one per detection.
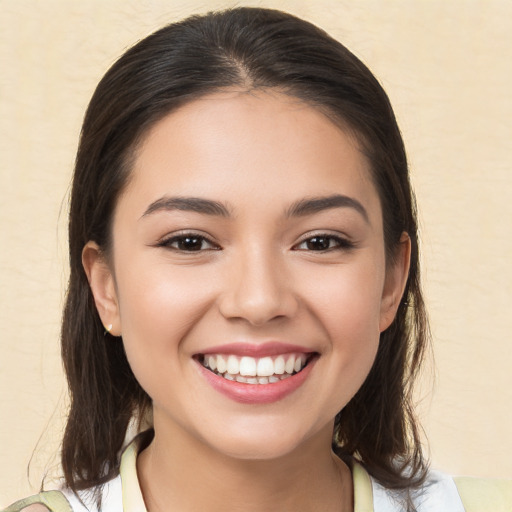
[{"xmin": 1, "ymin": 0, "xmax": 511, "ymax": 505}]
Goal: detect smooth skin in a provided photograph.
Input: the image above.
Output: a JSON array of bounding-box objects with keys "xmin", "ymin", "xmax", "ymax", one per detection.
[{"xmin": 83, "ymin": 90, "xmax": 410, "ymax": 512}]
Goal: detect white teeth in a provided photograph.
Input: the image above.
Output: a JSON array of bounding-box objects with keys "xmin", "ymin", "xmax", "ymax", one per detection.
[
  {"xmin": 202, "ymin": 352, "xmax": 311, "ymax": 384},
  {"xmin": 256, "ymin": 357, "xmax": 274, "ymax": 377},
  {"xmin": 216, "ymin": 355, "xmax": 227, "ymax": 373},
  {"xmin": 227, "ymin": 355, "xmax": 239, "ymax": 375},
  {"xmin": 239, "ymin": 356, "xmax": 257, "ymax": 376},
  {"xmin": 274, "ymin": 356, "xmax": 285, "ymax": 374},
  {"xmin": 285, "ymin": 355, "xmax": 295, "ymax": 374}
]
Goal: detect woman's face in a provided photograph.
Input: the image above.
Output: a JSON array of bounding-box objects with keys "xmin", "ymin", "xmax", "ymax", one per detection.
[{"xmin": 85, "ymin": 90, "xmax": 408, "ymax": 460}]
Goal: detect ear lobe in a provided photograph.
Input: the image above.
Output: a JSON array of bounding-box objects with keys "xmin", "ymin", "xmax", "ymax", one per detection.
[
  {"xmin": 379, "ymin": 233, "xmax": 411, "ymax": 332},
  {"xmin": 82, "ymin": 241, "xmax": 121, "ymax": 336}
]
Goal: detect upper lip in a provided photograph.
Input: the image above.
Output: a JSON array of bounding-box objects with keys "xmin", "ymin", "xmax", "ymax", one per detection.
[{"xmin": 197, "ymin": 342, "xmax": 315, "ymax": 358}]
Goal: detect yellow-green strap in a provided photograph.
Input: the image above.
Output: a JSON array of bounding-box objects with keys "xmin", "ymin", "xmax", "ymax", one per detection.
[
  {"xmin": 2, "ymin": 491, "xmax": 73, "ymax": 512},
  {"xmin": 120, "ymin": 439, "xmax": 148, "ymax": 511},
  {"xmin": 454, "ymin": 476, "xmax": 512, "ymax": 512},
  {"xmin": 352, "ymin": 461, "xmax": 374, "ymax": 512}
]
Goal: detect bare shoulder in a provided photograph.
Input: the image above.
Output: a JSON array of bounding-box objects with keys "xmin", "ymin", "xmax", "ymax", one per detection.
[
  {"xmin": 2, "ymin": 491, "xmax": 73, "ymax": 512},
  {"xmin": 2, "ymin": 504, "xmax": 50, "ymax": 512},
  {"xmin": 17, "ymin": 506, "xmax": 50, "ymax": 512}
]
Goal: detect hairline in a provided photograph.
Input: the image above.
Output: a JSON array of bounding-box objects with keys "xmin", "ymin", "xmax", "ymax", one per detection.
[{"xmin": 105, "ymin": 85, "xmax": 386, "ymax": 251}]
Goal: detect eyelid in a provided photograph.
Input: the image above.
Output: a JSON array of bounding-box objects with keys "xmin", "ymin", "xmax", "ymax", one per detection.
[
  {"xmin": 292, "ymin": 231, "xmax": 355, "ymax": 251},
  {"xmin": 156, "ymin": 230, "xmax": 221, "ymax": 251}
]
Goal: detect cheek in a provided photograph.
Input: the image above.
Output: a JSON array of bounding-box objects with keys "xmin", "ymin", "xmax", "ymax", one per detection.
[
  {"xmin": 303, "ymin": 260, "xmax": 384, "ymax": 393},
  {"xmin": 114, "ymin": 263, "xmax": 216, "ymax": 384},
  {"xmin": 305, "ymin": 258, "xmax": 385, "ymax": 336},
  {"xmin": 117, "ymin": 260, "xmax": 214, "ymax": 329}
]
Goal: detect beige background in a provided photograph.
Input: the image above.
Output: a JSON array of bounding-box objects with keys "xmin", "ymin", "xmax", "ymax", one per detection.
[{"xmin": 1, "ymin": 0, "xmax": 511, "ymax": 505}]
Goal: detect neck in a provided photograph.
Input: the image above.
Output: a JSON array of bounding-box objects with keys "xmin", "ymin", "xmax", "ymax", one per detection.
[{"xmin": 137, "ymin": 420, "xmax": 353, "ymax": 512}]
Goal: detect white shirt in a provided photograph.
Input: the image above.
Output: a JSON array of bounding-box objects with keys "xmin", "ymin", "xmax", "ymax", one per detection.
[{"xmin": 61, "ymin": 439, "xmax": 466, "ymax": 512}]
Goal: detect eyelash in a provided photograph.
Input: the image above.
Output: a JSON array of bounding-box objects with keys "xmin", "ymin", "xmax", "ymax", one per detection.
[
  {"xmin": 292, "ymin": 233, "xmax": 355, "ymax": 252},
  {"xmin": 157, "ymin": 232, "xmax": 354, "ymax": 253},
  {"xmin": 157, "ymin": 232, "xmax": 220, "ymax": 252}
]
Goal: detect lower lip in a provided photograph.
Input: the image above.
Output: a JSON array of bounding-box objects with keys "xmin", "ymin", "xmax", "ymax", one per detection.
[{"xmin": 197, "ymin": 358, "xmax": 316, "ymax": 404}]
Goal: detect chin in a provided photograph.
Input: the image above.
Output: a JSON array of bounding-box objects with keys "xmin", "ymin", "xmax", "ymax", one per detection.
[
  {"xmin": 213, "ymin": 437, "xmax": 303, "ymax": 461},
  {"xmin": 199, "ymin": 418, "xmax": 327, "ymax": 462}
]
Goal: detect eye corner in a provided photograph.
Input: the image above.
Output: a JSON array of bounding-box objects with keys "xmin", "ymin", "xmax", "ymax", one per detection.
[
  {"xmin": 292, "ymin": 233, "xmax": 356, "ymax": 252},
  {"xmin": 156, "ymin": 231, "xmax": 221, "ymax": 253}
]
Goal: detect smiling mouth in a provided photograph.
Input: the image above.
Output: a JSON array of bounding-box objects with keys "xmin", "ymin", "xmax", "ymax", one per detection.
[{"xmin": 198, "ymin": 353, "xmax": 314, "ymax": 384}]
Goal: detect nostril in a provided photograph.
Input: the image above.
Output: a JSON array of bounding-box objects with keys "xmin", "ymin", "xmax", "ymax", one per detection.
[
  {"xmin": 217, "ymin": 261, "xmax": 299, "ymax": 325},
  {"xmin": 218, "ymin": 292, "xmax": 299, "ymax": 326}
]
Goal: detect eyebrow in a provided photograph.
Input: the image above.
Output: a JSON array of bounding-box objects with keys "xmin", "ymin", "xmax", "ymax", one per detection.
[
  {"xmin": 141, "ymin": 193, "xmax": 369, "ymax": 223},
  {"xmin": 286, "ymin": 194, "xmax": 369, "ymax": 223},
  {"xmin": 141, "ymin": 196, "xmax": 231, "ymax": 218}
]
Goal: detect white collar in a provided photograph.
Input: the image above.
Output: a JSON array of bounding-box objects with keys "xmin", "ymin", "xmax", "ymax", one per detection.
[{"xmin": 118, "ymin": 436, "xmax": 375, "ymax": 512}]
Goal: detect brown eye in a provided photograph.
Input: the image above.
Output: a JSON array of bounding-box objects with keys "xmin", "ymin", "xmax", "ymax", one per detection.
[
  {"xmin": 159, "ymin": 233, "xmax": 219, "ymax": 252},
  {"xmin": 305, "ymin": 236, "xmax": 332, "ymax": 251},
  {"xmin": 175, "ymin": 236, "xmax": 205, "ymax": 251},
  {"xmin": 294, "ymin": 234, "xmax": 354, "ymax": 252}
]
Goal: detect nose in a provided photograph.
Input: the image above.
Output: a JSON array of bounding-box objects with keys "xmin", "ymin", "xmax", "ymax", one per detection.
[{"xmin": 218, "ymin": 246, "xmax": 299, "ymax": 326}]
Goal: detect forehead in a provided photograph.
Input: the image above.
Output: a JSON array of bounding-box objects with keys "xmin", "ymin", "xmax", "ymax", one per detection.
[{"xmin": 120, "ymin": 89, "xmax": 381, "ymax": 221}]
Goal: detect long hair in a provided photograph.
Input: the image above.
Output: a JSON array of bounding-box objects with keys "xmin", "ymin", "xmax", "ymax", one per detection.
[{"xmin": 61, "ymin": 6, "xmax": 429, "ymax": 496}]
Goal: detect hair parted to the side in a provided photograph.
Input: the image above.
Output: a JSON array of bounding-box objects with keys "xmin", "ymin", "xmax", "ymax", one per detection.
[{"xmin": 62, "ymin": 5, "xmax": 430, "ymax": 498}]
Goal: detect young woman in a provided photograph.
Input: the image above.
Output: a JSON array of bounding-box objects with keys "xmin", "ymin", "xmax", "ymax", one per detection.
[{"xmin": 4, "ymin": 7, "xmax": 510, "ymax": 512}]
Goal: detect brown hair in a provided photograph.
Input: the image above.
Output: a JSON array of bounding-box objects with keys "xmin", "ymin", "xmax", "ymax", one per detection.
[{"xmin": 61, "ymin": 6, "xmax": 429, "ymax": 500}]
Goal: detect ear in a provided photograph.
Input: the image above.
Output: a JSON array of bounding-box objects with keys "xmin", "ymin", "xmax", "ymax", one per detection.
[
  {"xmin": 82, "ymin": 241, "xmax": 121, "ymax": 336},
  {"xmin": 379, "ymin": 232, "xmax": 411, "ymax": 332}
]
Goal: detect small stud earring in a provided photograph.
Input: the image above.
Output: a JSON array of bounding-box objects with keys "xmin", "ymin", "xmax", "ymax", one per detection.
[{"xmin": 104, "ymin": 324, "xmax": 113, "ymax": 336}]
